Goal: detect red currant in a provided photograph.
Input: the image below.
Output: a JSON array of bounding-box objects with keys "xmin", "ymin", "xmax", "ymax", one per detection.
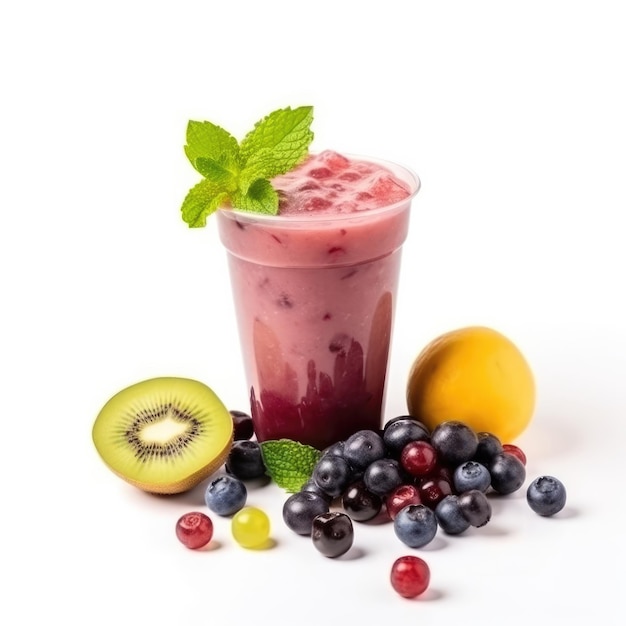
[
  {"xmin": 390, "ymin": 555, "xmax": 430, "ymax": 598},
  {"xmin": 400, "ymin": 441, "xmax": 438, "ymax": 477},
  {"xmin": 385, "ymin": 484, "xmax": 422, "ymax": 520},
  {"xmin": 418, "ymin": 476, "xmax": 452, "ymax": 508},
  {"xmin": 175, "ymin": 512, "xmax": 213, "ymax": 550},
  {"xmin": 502, "ymin": 444, "xmax": 527, "ymax": 466}
]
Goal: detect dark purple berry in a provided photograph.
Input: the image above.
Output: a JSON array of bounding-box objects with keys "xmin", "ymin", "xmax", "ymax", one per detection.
[
  {"xmin": 341, "ymin": 481, "xmax": 382, "ymax": 522},
  {"xmin": 383, "ymin": 415, "xmax": 414, "ymax": 431},
  {"xmin": 282, "ymin": 491, "xmax": 330, "ymax": 535},
  {"xmin": 430, "ymin": 421, "xmax": 479, "ymax": 467},
  {"xmin": 313, "ymin": 455, "xmax": 352, "ymax": 498},
  {"xmin": 458, "ymin": 489, "xmax": 492, "ymax": 527},
  {"xmin": 311, "ymin": 512, "xmax": 354, "ymax": 558},
  {"xmin": 301, "ymin": 479, "xmax": 333, "ymax": 503},
  {"xmin": 383, "ymin": 418, "xmax": 430, "ymax": 458},
  {"xmin": 473, "ymin": 431, "xmax": 503, "ymax": 465},
  {"xmin": 489, "ymin": 452, "xmax": 526, "ymax": 495},
  {"xmin": 321, "ymin": 440, "xmax": 346, "ymax": 459},
  {"xmin": 229, "ymin": 410, "xmax": 255, "ymax": 440},
  {"xmin": 363, "ymin": 458, "xmax": 404, "ymax": 497},
  {"xmin": 226, "ymin": 440, "xmax": 266, "ymax": 480},
  {"xmin": 343, "ymin": 430, "xmax": 385, "ymax": 470}
]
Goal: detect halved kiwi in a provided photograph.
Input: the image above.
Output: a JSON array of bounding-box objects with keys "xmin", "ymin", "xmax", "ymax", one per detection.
[{"xmin": 92, "ymin": 377, "xmax": 233, "ymax": 494}]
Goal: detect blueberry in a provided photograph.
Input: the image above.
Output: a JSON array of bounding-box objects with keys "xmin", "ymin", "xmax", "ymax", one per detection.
[
  {"xmin": 312, "ymin": 455, "xmax": 352, "ymax": 498},
  {"xmin": 225, "ymin": 440, "xmax": 266, "ymax": 480},
  {"xmin": 204, "ymin": 475, "xmax": 247, "ymax": 516},
  {"xmin": 282, "ymin": 491, "xmax": 330, "ymax": 535},
  {"xmin": 430, "ymin": 421, "xmax": 479, "ymax": 467},
  {"xmin": 458, "ymin": 489, "xmax": 492, "ymax": 527},
  {"xmin": 435, "ymin": 495, "xmax": 471, "ymax": 535},
  {"xmin": 363, "ymin": 458, "xmax": 404, "ymax": 497},
  {"xmin": 394, "ymin": 504, "xmax": 438, "ymax": 548},
  {"xmin": 453, "ymin": 461, "xmax": 491, "ymax": 493},
  {"xmin": 311, "ymin": 512, "xmax": 354, "ymax": 558},
  {"xmin": 343, "ymin": 430, "xmax": 385, "ymax": 470},
  {"xmin": 489, "ymin": 452, "xmax": 526, "ymax": 495},
  {"xmin": 526, "ymin": 475, "xmax": 566, "ymax": 516},
  {"xmin": 383, "ymin": 418, "xmax": 430, "ymax": 458},
  {"xmin": 473, "ymin": 432, "xmax": 503, "ymax": 465},
  {"xmin": 341, "ymin": 481, "xmax": 382, "ymax": 522}
]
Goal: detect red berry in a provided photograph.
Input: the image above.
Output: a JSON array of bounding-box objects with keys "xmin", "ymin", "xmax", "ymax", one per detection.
[
  {"xmin": 418, "ymin": 476, "xmax": 453, "ymax": 508},
  {"xmin": 436, "ymin": 464, "xmax": 455, "ymax": 486},
  {"xmin": 390, "ymin": 555, "xmax": 430, "ymax": 598},
  {"xmin": 400, "ymin": 441, "xmax": 438, "ymax": 477},
  {"xmin": 502, "ymin": 444, "xmax": 527, "ymax": 466},
  {"xmin": 175, "ymin": 512, "xmax": 213, "ymax": 550},
  {"xmin": 385, "ymin": 484, "xmax": 422, "ymax": 520}
]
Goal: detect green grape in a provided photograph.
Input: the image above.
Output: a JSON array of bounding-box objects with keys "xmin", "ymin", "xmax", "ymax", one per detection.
[{"xmin": 232, "ymin": 506, "xmax": 271, "ymax": 548}]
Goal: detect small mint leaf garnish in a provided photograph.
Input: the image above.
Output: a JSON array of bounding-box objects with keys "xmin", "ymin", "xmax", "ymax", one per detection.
[
  {"xmin": 232, "ymin": 179, "xmax": 279, "ymax": 215},
  {"xmin": 180, "ymin": 180, "xmax": 229, "ymax": 228},
  {"xmin": 184, "ymin": 120, "xmax": 240, "ymax": 173},
  {"xmin": 260, "ymin": 439, "xmax": 321, "ymax": 493},
  {"xmin": 195, "ymin": 157, "xmax": 238, "ymax": 187},
  {"xmin": 180, "ymin": 105, "xmax": 314, "ymax": 227},
  {"xmin": 240, "ymin": 106, "xmax": 314, "ymax": 176}
]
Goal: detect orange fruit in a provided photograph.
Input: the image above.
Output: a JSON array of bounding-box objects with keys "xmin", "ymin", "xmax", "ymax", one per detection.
[{"xmin": 406, "ymin": 326, "xmax": 535, "ymax": 442}]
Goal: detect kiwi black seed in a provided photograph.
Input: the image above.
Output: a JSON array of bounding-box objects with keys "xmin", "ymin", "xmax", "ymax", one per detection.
[{"xmin": 92, "ymin": 377, "xmax": 233, "ymax": 494}]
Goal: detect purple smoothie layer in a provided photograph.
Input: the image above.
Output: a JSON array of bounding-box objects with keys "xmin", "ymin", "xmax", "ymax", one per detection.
[{"xmin": 217, "ymin": 152, "xmax": 419, "ymax": 449}]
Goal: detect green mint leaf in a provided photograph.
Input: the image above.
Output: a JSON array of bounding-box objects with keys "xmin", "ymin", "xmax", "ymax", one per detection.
[
  {"xmin": 238, "ymin": 148, "xmax": 276, "ymax": 194},
  {"xmin": 180, "ymin": 105, "xmax": 314, "ymax": 225},
  {"xmin": 240, "ymin": 106, "xmax": 314, "ymax": 176},
  {"xmin": 195, "ymin": 156, "xmax": 238, "ymax": 188},
  {"xmin": 260, "ymin": 439, "xmax": 321, "ymax": 492},
  {"xmin": 181, "ymin": 179, "xmax": 229, "ymax": 228},
  {"xmin": 184, "ymin": 120, "xmax": 239, "ymax": 174},
  {"xmin": 232, "ymin": 179, "xmax": 279, "ymax": 215}
]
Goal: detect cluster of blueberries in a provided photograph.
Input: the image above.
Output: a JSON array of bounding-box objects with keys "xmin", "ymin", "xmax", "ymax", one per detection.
[
  {"xmin": 204, "ymin": 414, "xmax": 566, "ymax": 559},
  {"xmin": 283, "ymin": 418, "xmax": 566, "ymax": 556}
]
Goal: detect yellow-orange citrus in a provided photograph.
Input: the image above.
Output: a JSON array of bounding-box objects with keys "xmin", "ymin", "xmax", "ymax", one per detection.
[{"xmin": 406, "ymin": 326, "xmax": 535, "ymax": 442}]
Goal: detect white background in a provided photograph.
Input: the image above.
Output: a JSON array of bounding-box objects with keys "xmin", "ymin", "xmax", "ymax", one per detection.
[{"xmin": 1, "ymin": 1, "xmax": 625, "ymax": 624}]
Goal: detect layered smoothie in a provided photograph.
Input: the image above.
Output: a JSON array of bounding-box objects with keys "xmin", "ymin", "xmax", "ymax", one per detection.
[{"xmin": 217, "ymin": 151, "xmax": 419, "ymax": 449}]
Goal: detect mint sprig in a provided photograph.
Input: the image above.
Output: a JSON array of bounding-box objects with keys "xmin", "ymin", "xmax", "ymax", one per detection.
[
  {"xmin": 181, "ymin": 106, "xmax": 314, "ymax": 227},
  {"xmin": 260, "ymin": 439, "xmax": 321, "ymax": 493}
]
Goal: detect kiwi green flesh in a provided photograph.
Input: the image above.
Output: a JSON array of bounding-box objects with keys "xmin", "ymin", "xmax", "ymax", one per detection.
[{"xmin": 92, "ymin": 377, "xmax": 234, "ymax": 494}]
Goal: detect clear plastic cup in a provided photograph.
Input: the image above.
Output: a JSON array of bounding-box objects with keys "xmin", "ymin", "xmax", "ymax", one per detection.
[{"xmin": 217, "ymin": 157, "xmax": 420, "ymax": 449}]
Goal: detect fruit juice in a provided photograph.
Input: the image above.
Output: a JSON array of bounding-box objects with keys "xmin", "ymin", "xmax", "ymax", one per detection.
[{"xmin": 217, "ymin": 151, "xmax": 420, "ymax": 450}]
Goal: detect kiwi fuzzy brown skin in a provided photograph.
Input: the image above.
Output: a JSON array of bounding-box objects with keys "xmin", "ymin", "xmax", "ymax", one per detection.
[{"xmin": 92, "ymin": 377, "xmax": 234, "ymax": 495}]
